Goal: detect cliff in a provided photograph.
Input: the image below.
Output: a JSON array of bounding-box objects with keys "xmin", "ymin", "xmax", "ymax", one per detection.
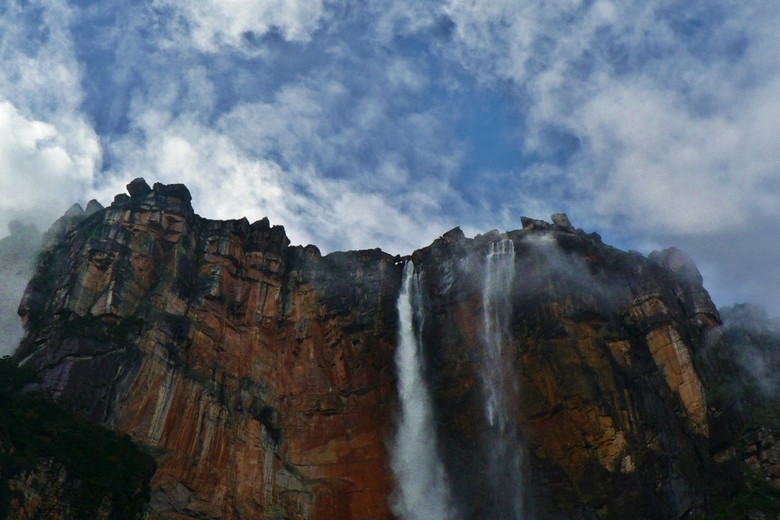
[
  {"xmin": 15, "ymin": 179, "xmax": 400, "ymax": 519},
  {"xmin": 9, "ymin": 179, "xmax": 771, "ymax": 518}
]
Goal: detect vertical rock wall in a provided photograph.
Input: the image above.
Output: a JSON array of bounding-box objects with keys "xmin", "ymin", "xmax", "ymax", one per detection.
[
  {"xmin": 15, "ymin": 182, "xmax": 739, "ymax": 519},
  {"xmin": 16, "ymin": 181, "xmax": 401, "ymax": 519}
]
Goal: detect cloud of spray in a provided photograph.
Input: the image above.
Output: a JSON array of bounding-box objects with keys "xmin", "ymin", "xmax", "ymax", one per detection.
[{"xmin": 0, "ymin": 221, "xmax": 42, "ymax": 356}]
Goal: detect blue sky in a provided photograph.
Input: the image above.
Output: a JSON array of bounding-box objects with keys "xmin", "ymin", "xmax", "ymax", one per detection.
[{"xmin": 1, "ymin": 0, "xmax": 779, "ymax": 316}]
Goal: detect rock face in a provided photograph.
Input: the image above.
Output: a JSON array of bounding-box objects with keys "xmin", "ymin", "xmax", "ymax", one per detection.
[
  {"xmin": 408, "ymin": 227, "xmax": 731, "ymax": 519},
  {"xmin": 16, "ymin": 181, "xmax": 399, "ymax": 519},
  {"xmin": 14, "ymin": 182, "xmax": 746, "ymax": 518}
]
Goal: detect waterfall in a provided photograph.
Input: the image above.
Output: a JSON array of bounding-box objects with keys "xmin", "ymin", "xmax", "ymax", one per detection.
[
  {"xmin": 390, "ymin": 262, "xmax": 455, "ymax": 520},
  {"xmin": 481, "ymin": 238, "xmax": 525, "ymax": 519},
  {"xmin": 482, "ymin": 239, "xmax": 517, "ymax": 430}
]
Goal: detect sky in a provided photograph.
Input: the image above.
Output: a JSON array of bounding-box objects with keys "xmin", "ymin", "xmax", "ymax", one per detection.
[{"xmin": 0, "ymin": 0, "xmax": 779, "ymax": 317}]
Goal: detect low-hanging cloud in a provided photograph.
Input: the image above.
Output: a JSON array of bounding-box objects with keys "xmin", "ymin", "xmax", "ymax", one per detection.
[{"xmin": 0, "ymin": 101, "xmax": 100, "ymax": 232}]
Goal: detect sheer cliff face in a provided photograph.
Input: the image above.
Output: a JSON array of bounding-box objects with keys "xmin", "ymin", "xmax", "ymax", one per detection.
[
  {"xmin": 15, "ymin": 181, "xmax": 732, "ymax": 519},
  {"xmin": 411, "ymin": 229, "xmax": 726, "ymax": 519},
  {"xmin": 16, "ymin": 182, "xmax": 401, "ymax": 519}
]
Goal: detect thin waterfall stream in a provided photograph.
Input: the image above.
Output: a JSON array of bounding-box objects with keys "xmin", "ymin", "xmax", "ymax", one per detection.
[
  {"xmin": 390, "ymin": 262, "xmax": 455, "ymax": 520},
  {"xmin": 481, "ymin": 238, "xmax": 525, "ymax": 519}
]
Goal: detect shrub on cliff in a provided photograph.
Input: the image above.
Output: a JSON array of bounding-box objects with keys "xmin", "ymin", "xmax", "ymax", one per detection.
[{"xmin": 0, "ymin": 356, "xmax": 156, "ymax": 518}]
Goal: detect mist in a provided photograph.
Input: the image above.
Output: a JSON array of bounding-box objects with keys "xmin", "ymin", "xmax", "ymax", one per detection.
[
  {"xmin": 717, "ymin": 303, "xmax": 780, "ymax": 398},
  {"xmin": 0, "ymin": 221, "xmax": 41, "ymax": 356}
]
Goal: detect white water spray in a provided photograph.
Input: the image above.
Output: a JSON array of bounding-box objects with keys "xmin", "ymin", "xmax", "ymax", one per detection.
[
  {"xmin": 481, "ymin": 238, "xmax": 525, "ymax": 519},
  {"xmin": 391, "ymin": 262, "xmax": 456, "ymax": 520}
]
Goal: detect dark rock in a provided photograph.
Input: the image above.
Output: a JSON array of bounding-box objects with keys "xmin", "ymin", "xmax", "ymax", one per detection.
[
  {"xmin": 126, "ymin": 177, "xmax": 152, "ymax": 198},
  {"xmin": 84, "ymin": 199, "xmax": 104, "ymax": 216},
  {"xmin": 252, "ymin": 217, "xmax": 270, "ymax": 230},
  {"xmin": 64, "ymin": 203, "xmax": 84, "ymax": 218},
  {"xmin": 113, "ymin": 193, "xmax": 131, "ymax": 205},
  {"xmin": 551, "ymin": 212, "xmax": 575, "ymax": 232},
  {"xmin": 152, "ymin": 182, "xmax": 192, "ymax": 202},
  {"xmin": 650, "ymin": 247, "xmax": 718, "ymax": 325},
  {"xmin": 649, "ymin": 246, "xmax": 702, "ymax": 284},
  {"xmin": 521, "ymin": 216, "xmax": 552, "ymax": 230},
  {"xmin": 441, "ymin": 226, "xmax": 465, "ymax": 242},
  {"xmin": 588, "ymin": 231, "xmax": 603, "ymax": 243}
]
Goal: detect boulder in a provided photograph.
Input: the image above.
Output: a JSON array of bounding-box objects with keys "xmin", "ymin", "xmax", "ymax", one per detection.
[
  {"xmin": 63, "ymin": 203, "xmax": 84, "ymax": 218},
  {"xmin": 85, "ymin": 199, "xmax": 104, "ymax": 216},
  {"xmin": 551, "ymin": 212, "xmax": 575, "ymax": 232},
  {"xmin": 153, "ymin": 182, "xmax": 191, "ymax": 202},
  {"xmin": 441, "ymin": 226, "xmax": 465, "ymax": 243},
  {"xmin": 113, "ymin": 193, "xmax": 131, "ymax": 205},
  {"xmin": 521, "ymin": 216, "xmax": 551, "ymax": 230},
  {"xmin": 126, "ymin": 177, "xmax": 152, "ymax": 198}
]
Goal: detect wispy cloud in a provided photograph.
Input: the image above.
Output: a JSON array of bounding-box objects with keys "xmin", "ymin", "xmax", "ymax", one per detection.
[
  {"xmin": 0, "ymin": 0, "xmax": 778, "ymax": 315},
  {"xmin": 0, "ymin": 0, "xmax": 101, "ymax": 231},
  {"xmin": 152, "ymin": 0, "xmax": 328, "ymax": 51}
]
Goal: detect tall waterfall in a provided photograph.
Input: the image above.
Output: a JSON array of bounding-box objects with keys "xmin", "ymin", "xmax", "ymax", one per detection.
[
  {"xmin": 481, "ymin": 238, "xmax": 525, "ymax": 519},
  {"xmin": 390, "ymin": 262, "xmax": 455, "ymax": 520}
]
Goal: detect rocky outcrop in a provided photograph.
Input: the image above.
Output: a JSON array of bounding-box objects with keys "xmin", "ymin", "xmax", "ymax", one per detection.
[
  {"xmin": 551, "ymin": 212, "xmax": 575, "ymax": 232},
  {"xmin": 13, "ymin": 181, "xmax": 749, "ymax": 518}
]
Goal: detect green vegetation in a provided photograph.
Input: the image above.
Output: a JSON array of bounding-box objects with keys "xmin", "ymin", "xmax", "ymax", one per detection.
[
  {"xmin": 706, "ymin": 475, "xmax": 780, "ymax": 520},
  {"xmin": 0, "ymin": 356, "xmax": 155, "ymax": 518},
  {"xmin": 58, "ymin": 312, "xmax": 145, "ymax": 344}
]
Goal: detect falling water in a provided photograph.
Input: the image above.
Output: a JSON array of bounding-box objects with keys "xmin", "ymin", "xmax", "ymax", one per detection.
[
  {"xmin": 481, "ymin": 238, "xmax": 525, "ymax": 519},
  {"xmin": 391, "ymin": 262, "xmax": 456, "ymax": 520}
]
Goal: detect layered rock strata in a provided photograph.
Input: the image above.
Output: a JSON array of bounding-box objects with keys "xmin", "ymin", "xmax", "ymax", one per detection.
[
  {"xmin": 16, "ymin": 180, "xmax": 400, "ymax": 519},
  {"xmin": 409, "ymin": 226, "xmax": 729, "ymax": 519},
  {"xmin": 15, "ymin": 180, "xmax": 741, "ymax": 519}
]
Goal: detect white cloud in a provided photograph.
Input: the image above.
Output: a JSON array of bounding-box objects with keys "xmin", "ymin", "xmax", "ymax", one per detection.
[
  {"xmin": 93, "ymin": 36, "xmax": 468, "ymax": 251},
  {"xmin": 0, "ymin": 101, "xmax": 100, "ymax": 227},
  {"xmin": 3, "ymin": 0, "xmax": 777, "ymax": 318},
  {"xmin": 437, "ymin": 0, "xmax": 780, "ymax": 234},
  {"xmin": 153, "ymin": 0, "xmax": 328, "ymax": 51},
  {"xmin": 0, "ymin": 0, "xmax": 83, "ymax": 113},
  {"xmin": 0, "ymin": 0, "xmax": 101, "ymax": 236},
  {"xmin": 568, "ymin": 79, "xmax": 780, "ymax": 234}
]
